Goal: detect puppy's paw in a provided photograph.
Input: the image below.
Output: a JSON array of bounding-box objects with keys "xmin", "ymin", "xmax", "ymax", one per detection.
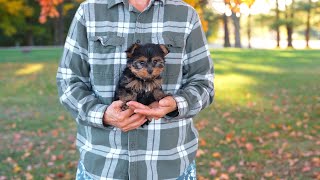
[
  {"xmin": 141, "ymin": 120, "xmax": 150, "ymax": 127},
  {"xmin": 121, "ymin": 103, "xmax": 129, "ymax": 111}
]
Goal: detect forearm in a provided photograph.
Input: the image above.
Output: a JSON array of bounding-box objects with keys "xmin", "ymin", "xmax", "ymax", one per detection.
[
  {"xmin": 56, "ymin": 4, "xmax": 109, "ymax": 129},
  {"xmin": 165, "ymin": 11, "xmax": 214, "ymax": 120}
]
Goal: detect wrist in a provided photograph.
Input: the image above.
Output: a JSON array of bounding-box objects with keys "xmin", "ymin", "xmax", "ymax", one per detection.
[
  {"xmin": 166, "ymin": 96, "xmax": 178, "ymax": 117},
  {"xmin": 102, "ymin": 111, "xmax": 109, "ymax": 127}
]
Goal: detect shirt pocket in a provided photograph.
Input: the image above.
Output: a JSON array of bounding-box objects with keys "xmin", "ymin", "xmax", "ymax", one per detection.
[
  {"xmin": 153, "ymin": 34, "xmax": 185, "ymax": 93},
  {"xmin": 88, "ymin": 35, "xmax": 125, "ymax": 98},
  {"xmin": 88, "ymin": 35, "xmax": 125, "ymax": 57}
]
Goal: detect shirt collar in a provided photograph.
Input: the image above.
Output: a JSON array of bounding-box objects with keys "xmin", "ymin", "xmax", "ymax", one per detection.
[{"xmin": 107, "ymin": 0, "xmax": 166, "ymax": 9}]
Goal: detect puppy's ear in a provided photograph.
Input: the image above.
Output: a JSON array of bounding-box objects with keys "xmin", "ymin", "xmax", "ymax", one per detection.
[
  {"xmin": 126, "ymin": 43, "xmax": 140, "ymax": 58},
  {"xmin": 159, "ymin": 44, "xmax": 170, "ymax": 56}
]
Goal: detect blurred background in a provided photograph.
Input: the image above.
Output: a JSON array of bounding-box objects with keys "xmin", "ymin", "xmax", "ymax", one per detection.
[
  {"xmin": 0, "ymin": 0, "xmax": 319, "ymax": 179},
  {"xmin": 0, "ymin": 0, "xmax": 319, "ymax": 48}
]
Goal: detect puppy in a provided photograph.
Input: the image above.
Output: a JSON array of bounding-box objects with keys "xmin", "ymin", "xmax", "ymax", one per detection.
[{"xmin": 114, "ymin": 43, "xmax": 170, "ymax": 126}]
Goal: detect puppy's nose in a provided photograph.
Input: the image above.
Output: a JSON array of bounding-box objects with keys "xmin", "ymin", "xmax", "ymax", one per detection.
[{"xmin": 147, "ymin": 68, "xmax": 153, "ymax": 74}]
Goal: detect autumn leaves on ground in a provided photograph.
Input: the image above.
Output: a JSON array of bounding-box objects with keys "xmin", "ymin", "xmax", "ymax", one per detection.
[{"xmin": 0, "ymin": 48, "xmax": 319, "ymax": 179}]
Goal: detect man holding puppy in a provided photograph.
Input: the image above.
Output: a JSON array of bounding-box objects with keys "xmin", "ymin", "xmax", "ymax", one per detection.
[{"xmin": 56, "ymin": 0, "xmax": 214, "ymax": 179}]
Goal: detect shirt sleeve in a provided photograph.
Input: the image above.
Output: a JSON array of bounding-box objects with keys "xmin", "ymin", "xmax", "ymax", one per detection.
[
  {"xmin": 56, "ymin": 4, "xmax": 109, "ymax": 129},
  {"xmin": 165, "ymin": 10, "xmax": 214, "ymax": 120}
]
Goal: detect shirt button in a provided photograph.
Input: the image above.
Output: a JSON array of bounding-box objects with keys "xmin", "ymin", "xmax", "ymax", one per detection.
[
  {"xmin": 136, "ymin": 40, "xmax": 141, "ymax": 44},
  {"xmin": 130, "ymin": 143, "xmax": 135, "ymax": 149}
]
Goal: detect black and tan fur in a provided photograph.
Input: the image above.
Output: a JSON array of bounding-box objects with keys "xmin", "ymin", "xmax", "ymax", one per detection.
[{"xmin": 114, "ymin": 43, "xmax": 170, "ymax": 125}]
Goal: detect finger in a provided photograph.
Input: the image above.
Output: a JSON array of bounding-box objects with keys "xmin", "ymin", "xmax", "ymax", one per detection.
[
  {"xmin": 134, "ymin": 108, "xmax": 160, "ymax": 117},
  {"xmin": 119, "ymin": 113, "xmax": 144, "ymax": 128},
  {"xmin": 118, "ymin": 108, "xmax": 134, "ymax": 120},
  {"xmin": 129, "ymin": 113, "xmax": 146, "ymax": 122},
  {"xmin": 123, "ymin": 119, "xmax": 148, "ymax": 132},
  {"xmin": 127, "ymin": 101, "xmax": 150, "ymax": 110},
  {"xmin": 112, "ymin": 100, "xmax": 124, "ymax": 107}
]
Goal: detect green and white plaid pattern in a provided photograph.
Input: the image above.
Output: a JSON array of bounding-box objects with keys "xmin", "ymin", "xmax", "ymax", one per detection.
[{"xmin": 56, "ymin": 0, "xmax": 214, "ymax": 179}]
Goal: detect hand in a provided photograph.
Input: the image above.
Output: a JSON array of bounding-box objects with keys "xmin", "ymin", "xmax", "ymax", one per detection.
[
  {"xmin": 127, "ymin": 96, "xmax": 177, "ymax": 120},
  {"xmin": 103, "ymin": 101, "xmax": 147, "ymax": 132}
]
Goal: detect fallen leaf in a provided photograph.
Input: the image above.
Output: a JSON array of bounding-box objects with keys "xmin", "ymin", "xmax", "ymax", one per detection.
[
  {"xmin": 199, "ymin": 138, "xmax": 207, "ymax": 147},
  {"xmin": 51, "ymin": 155, "xmax": 57, "ymax": 161},
  {"xmin": 11, "ymin": 123, "xmax": 16, "ymax": 129},
  {"xmin": 228, "ymin": 165, "xmax": 236, "ymax": 173},
  {"xmin": 212, "ymin": 152, "xmax": 221, "ymax": 158},
  {"xmin": 222, "ymin": 112, "xmax": 231, "ymax": 118},
  {"xmin": 288, "ymin": 159, "xmax": 299, "ymax": 166},
  {"xmin": 209, "ymin": 168, "xmax": 218, "ymax": 176},
  {"xmin": 45, "ymin": 176, "xmax": 54, "ymax": 180},
  {"xmin": 210, "ymin": 161, "xmax": 222, "ymax": 168},
  {"xmin": 195, "ymin": 119, "xmax": 209, "ymax": 131},
  {"xmin": 302, "ymin": 166, "xmax": 311, "ymax": 172},
  {"xmin": 245, "ymin": 143, "xmax": 254, "ymax": 152},
  {"xmin": 312, "ymin": 157, "xmax": 320, "ymax": 167},
  {"xmin": 227, "ymin": 118, "xmax": 236, "ymax": 124},
  {"xmin": 55, "ymin": 173, "xmax": 65, "ymax": 178},
  {"xmin": 14, "ymin": 133, "xmax": 22, "ymax": 143},
  {"xmin": 240, "ymin": 137, "xmax": 246, "ymax": 143},
  {"xmin": 25, "ymin": 172, "xmax": 33, "ymax": 180},
  {"xmin": 58, "ymin": 115, "xmax": 65, "ymax": 121},
  {"xmin": 21, "ymin": 152, "xmax": 31, "ymax": 160},
  {"xmin": 313, "ymin": 172, "xmax": 320, "ymax": 180},
  {"xmin": 264, "ymin": 171, "xmax": 273, "ymax": 177},
  {"xmin": 197, "ymin": 175, "xmax": 209, "ymax": 180},
  {"xmin": 213, "ymin": 126, "xmax": 224, "ymax": 135},
  {"xmin": 196, "ymin": 149, "xmax": 205, "ymax": 158},
  {"xmin": 270, "ymin": 123, "xmax": 276, "ymax": 129},
  {"xmin": 51, "ymin": 129, "xmax": 59, "ymax": 137},
  {"xmin": 225, "ymin": 133, "xmax": 234, "ymax": 142},
  {"xmin": 219, "ymin": 173, "xmax": 230, "ymax": 180},
  {"xmin": 57, "ymin": 154, "xmax": 64, "ymax": 160},
  {"xmin": 235, "ymin": 173, "xmax": 244, "ymax": 180},
  {"xmin": 12, "ymin": 164, "xmax": 21, "ymax": 173},
  {"xmin": 273, "ymin": 105, "xmax": 280, "ymax": 113}
]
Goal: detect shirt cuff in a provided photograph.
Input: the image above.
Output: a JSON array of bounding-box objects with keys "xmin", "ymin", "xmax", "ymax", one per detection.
[
  {"xmin": 87, "ymin": 104, "xmax": 112, "ymax": 129},
  {"xmin": 164, "ymin": 95, "xmax": 188, "ymax": 120}
]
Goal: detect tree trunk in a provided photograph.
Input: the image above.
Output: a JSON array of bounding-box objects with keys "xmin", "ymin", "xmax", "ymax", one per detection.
[
  {"xmin": 275, "ymin": 0, "xmax": 280, "ymax": 48},
  {"xmin": 285, "ymin": 0, "xmax": 294, "ymax": 48},
  {"xmin": 287, "ymin": 26, "xmax": 293, "ymax": 47},
  {"xmin": 223, "ymin": 14, "xmax": 231, "ymax": 47},
  {"xmin": 305, "ymin": 0, "xmax": 312, "ymax": 48},
  {"xmin": 26, "ymin": 30, "xmax": 34, "ymax": 46},
  {"xmin": 231, "ymin": 13, "xmax": 241, "ymax": 48},
  {"xmin": 247, "ymin": 14, "xmax": 252, "ymax": 49},
  {"xmin": 54, "ymin": 4, "xmax": 65, "ymax": 45}
]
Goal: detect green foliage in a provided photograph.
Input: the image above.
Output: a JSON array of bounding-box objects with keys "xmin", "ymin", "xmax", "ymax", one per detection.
[
  {"xmin": 0, "ymin": 0, "xmax": 33, "ymax": 36},
  {"xmin": 203, "ymin": 5, "xmax": 220, "ymax": 42},
  {"xmin": 0, "ymin": 0, "xmax": 79, "ymax": 46}
]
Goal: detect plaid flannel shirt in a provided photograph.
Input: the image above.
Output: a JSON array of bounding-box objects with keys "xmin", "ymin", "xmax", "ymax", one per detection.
[{"xmin": 56, "ymin": 0, "xmax": 214, "ymax": 179}]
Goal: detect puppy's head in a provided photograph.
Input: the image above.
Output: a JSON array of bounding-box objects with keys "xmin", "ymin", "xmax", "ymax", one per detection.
[{"xmin": 126, "ymin": 43, "xmax": 169, "ymax": 80}]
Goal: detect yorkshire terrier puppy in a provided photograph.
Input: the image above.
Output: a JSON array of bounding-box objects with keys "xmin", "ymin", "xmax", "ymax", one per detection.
[{"xmin": 114, "ymin": 43, "xmax": 170, "ymax": 125}]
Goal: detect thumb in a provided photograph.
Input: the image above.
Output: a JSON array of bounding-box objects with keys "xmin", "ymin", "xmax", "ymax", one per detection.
[{"xmin": 112, "ymin": 100, "xmax": 124, "ymax": 107}]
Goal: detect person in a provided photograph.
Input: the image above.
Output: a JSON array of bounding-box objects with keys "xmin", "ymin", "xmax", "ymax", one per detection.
[{"xmin": 56, "ymin": 0, "xmax": 214, "ymax": 179}]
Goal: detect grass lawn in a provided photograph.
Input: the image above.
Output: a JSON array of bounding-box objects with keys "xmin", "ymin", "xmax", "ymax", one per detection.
[{"xmin": 0, "ymin": 48, "xmax": 319, "ymax": 179}]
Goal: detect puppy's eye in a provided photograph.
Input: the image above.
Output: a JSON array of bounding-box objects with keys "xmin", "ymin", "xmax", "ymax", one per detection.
[
  {"xmin": 153, "ymin": 59, "xmax": 160, "ymax": 65},
  {"xmin": 140, "ymin": 61, "xmax": 146, "ymax": 66}
]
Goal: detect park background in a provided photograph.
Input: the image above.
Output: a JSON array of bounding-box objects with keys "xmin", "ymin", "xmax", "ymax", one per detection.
[{"xmin": 0, "ymin": 0, "xmax": 319, "ymax": 179}]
